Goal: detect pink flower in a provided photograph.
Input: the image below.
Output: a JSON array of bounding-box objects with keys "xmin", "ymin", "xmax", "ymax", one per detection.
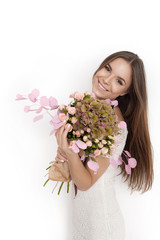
[
  {"xmin": 71, "ymin": 117, "xmax": 77, "ymax": 124},
  {"xmin": 75, "ymin": 92, "xmax": 84, "ymax": 100},
  {"xmin": 59, "ymin": 113, "xmax": 67, "ymax": 121},
  {"xmin": 86, "ymin": 128, "xmax": 91, "ymax": 133},
  {"xmin": 24, "ymin": 106, "xmax": 30, "ymax": 112},
  {"xmin": 40, "ymin": 96, "xmax": 49, "ymax": 107},
  {"xmin": 83, "ymin": 136, "xmax": 88, "ymax": 142},
  {"xmin": 69, "ymin": 91, "xmax": 78, "ymax": 98},
  {"xmin": 98, "ymin": 142, "xmax": 104, "ymax": 148},
  {"xmin": 95, "ymin": 139, "xmax": 99, "ymax": 143},
  {"xmin": 58, "ymin": 104, "xmax": 65, "ymax": 110},
  {"xmin": 75, "ymin": 130, "xmax": 81, "ymax": 137},
  {"xmin": 86, "ymin": 140, "xmax": 92, "ymax": 147},
  {"xmin": 80, "ymin": 130, "xmax": 84, "ymax": 134},
  {"xmin": 28, "ymin": 89, "xmax": 40, "ymax": 102},
  {"xmin": 87, "ymin": 159, "xmax": 99, "ymax": 174},
  {"xmin": 101, "ymin": 147, "xmax": 108, "ymax": 155},
  {"xmin": 94, "ymin": 149, "xmax": 101, "ymax": 156},
  {"xmin": 68, "ymin": 107, "xmax": 76, "ymax": 115},
  {"xmin": 102, "ymin": 139, "xmax": 107, "ymax": 144},
  {"xmin": 85, "ymin": 91, "xmax": 91, "ymax": 95}
]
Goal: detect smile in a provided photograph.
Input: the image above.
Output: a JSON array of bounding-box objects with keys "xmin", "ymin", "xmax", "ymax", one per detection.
[{"xmin": 98, "ymin": 80, "xmax": 108, "ymax": 91}]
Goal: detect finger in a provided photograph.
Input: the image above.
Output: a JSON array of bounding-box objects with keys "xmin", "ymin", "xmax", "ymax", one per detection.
[
  {"xmin": 61, "ymin": 123, "xmax": 72, "ymax": 147},
  {"xmin": 55, "ymin": 155, "xmax": 68, "ymax": 162},
  {"xmin": 56, "ymin": 121, "xmax": 68, "ymax": 146},
  {"xmin": 57, "ymin": 152, "xmax": 67, "ymax": 161}
]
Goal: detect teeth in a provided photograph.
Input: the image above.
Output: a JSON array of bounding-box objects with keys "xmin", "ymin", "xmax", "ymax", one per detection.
[{"xmin": 98, "ymin": 82, "xmax": 106, "ymax": 91}]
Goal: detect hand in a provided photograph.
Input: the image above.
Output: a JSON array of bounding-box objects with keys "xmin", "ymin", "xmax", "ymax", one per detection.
[
  {"xmin": 55, "ymin": 121, "xmax": 79, "ymax": 158},
  {"xmin": 55, "ymin": 147, "xmax": 68, "ymax": 162}
]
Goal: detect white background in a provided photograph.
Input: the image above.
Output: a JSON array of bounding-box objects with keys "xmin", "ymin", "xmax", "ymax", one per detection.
[{"xmin": 0, "ymin": 0, "xmax": 160, "ymax": 239}]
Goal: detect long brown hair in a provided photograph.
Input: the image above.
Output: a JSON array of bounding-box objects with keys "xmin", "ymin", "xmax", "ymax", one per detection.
[{"xmin": 93, "ymin": 51, "xmax": 154, "ymax": 194}]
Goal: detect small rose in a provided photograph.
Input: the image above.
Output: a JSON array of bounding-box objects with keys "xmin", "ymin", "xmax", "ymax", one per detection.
[
  {"xmin": 95, "ymin": 139, "xmax": 99, "ymax": 143},
  {"xmin": 80, "ymin": 130, "xmax": 84, "ymax": 134},
  {"xmin": 86, "ymin": 128, "xmax": 91, "ymax": 133},
  {"xmin": 85, "ymin": 91, "xmax": 91, "ymax": 95},
  {"xmin": 68, "ymin": 107, "xmax": 76, "ymax": 115},
  {"xmin": 69, "ymin": 91, "xmax": 78, "ymax": 98},
  {"xmin": 102, "ymin": 140, "xmax": 107, "ymax": 144},
  {"xmin": 101, "ymin": 147, "xmax": 108, "ymax": 155},
  {"xmin": 86, "ymin": 140, "xmax": 92, "ymax": 147},
  {"xmin": 58, "ymin": 104, "xmax": 65, "ymax": 110},
  {"xmin": 83, "ymin": 136, "xmax": 88, "ymax": 142},
  {"xmin": 98, "ymin": 142, "xmax": 104, "ymax": 148},
  {"xmin": 75, "ymin": 92, "xmax": 84, "ymax": 100},
  {"xmin": 71, "ymin": 117, "xmax": 77, "ymax": 124},
  {"xmin": 75, "ymin": 130, "xmax": 81, "ymax": 137},
  {"xmin": 59, "ymin": 113, "xmax": 67, "ymax": 121},
  {"xmin": 94, "ymin": 149, "xmax": 101, "ymax": 156}
]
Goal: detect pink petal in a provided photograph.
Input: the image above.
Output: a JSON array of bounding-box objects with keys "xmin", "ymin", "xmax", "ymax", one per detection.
[
  {"xmin": 28, "ymin": 93, "xmax": 37, "ymax": 102},
  {"xmin": 71, "ymin": 142, "xmax": 80, "ymax": 153},
  {"xmin": 76, "ymin": 140, "xmax": 87, "ymax": 150},
  {"xmin": 81, "ymin": 155, "xmax": 86, "ymax": 162},
  {"xmin": 124, "ymin": 150, "xmax": 131, "ymax": 157},
  {"xmin": 91, "ymin": 92, "xmax": 96, "ymax": 99},
  {"xmin": 40, "ymin": 96, "xmax": 49, "ymax": 107},
  {"xmin": 87, "ymin": 159, "xmax": 99, "ymax": 174},
  {"xmin": 36, "ymin": 106, "xmax": 43, "ymax": 113},
  {"xmin": 110, "ymin": 157, "xmax": 118, "ymax": 168},
  {"xmin": 50, "ymin": 129, "xmax": 57, "ymax": 136},
  {"xmin": 105, "ymin": 99, "xmax": 111, "ymax": 104},
  {"xmin": 50, "ymin": 114, "xmax": 61, "ymax": 124},
  {"xmin": 111, "ymin": 100, "xmax": 118, "ymax": 107},
  {"xmin": 16, "ymin": 94, "xmax": 27, "ymax": 100},
  {"xmin": 128, "ymin": 158, "xmax": 137, "ymax": 168},
  {"xmin": 31, "ymin": 89, "xmax": 40, "ymax": 98},
  {"xmin": 33, "ymin": 114, "xmax": 43, "ymax": 122},
  {"xmin": 52, "ymin": 121, "xmax": 64, "ymax": 129},
  {"xmin": 28, "ymin": 89, "xmax": 40, "ymax": 102},
  {"xmin": 49, "ymin": 96, "xmax": 58, "ymax": 109},
  {"xmin": 117, "ymin": 156, "xmax": 123, "ymax": 165},
  {"xmin": 24, "ymin": 106, "xmax": 30, "ymax": 112},
  {"xmin": 125, "ymin": 164, "xmax": 131, "ymax": 174},
  {"xmin": 118, "ymin": 121, "xmax": 127, "ymax": 129}
]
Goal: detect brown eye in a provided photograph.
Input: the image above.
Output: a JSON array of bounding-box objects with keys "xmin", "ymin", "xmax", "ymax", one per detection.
[
  {"xmin": 104, "ymin": 65, "xmax": 110, "ymax": 72},
  {"xmin": 117, "ymin": 79, "xmax": 123, "ymax": 85}
]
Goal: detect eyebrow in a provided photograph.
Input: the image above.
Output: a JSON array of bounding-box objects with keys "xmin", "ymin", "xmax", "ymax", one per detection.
[{"xmin": 108, "ymin": 63, "xmax": 126, "ymax": 84}]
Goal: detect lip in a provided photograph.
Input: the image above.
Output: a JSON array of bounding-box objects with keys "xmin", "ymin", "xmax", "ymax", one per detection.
[{"xmin": 98, "ymin": 79, "xmax": 109, "ymax": 91}]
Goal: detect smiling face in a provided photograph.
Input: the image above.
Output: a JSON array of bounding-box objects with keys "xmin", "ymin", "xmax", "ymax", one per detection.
[{"xmin": 92, "ymin": 58, "xmax": 132, "ymax": 100}]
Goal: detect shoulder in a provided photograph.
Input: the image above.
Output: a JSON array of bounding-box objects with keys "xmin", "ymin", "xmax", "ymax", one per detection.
[{"xmin": 114, "ymin": 106, "xmax": 124, "ymax": 122}]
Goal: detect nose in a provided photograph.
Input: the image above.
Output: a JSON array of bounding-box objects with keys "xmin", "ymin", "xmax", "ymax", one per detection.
[{"xmin": 103, "ymin": 75, "xmax": 113, "ymax": 85}]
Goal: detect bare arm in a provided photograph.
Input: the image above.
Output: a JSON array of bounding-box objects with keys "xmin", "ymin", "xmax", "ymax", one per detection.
[{"xmin": 66, "ymin": 152, "xmax": 92, "ymax": 191}]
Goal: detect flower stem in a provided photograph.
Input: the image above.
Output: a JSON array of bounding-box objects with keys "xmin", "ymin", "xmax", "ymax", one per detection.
[
  {"xmin": 46, "ymin": 166, "xmax": 51, "ymax": 170},
  {"xmin": 43, "ymin": 178, "xmax": 50, "ymax": 187},
  {"xmin": 58, "ymin": 182, "xmax": 64, "ymax": 195},
  {"xmin": 67, "ymin": 182, "xmax": 70, "ymax": 193}
]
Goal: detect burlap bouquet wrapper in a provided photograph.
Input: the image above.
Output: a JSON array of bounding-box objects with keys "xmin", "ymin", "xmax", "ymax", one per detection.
[
  {"xmin": 48, "ymin": 161, "xmax": 72, "ymax": 182},
  {"xmin": 48, "ymin": 150, "xmax": 85, "ymax": 182}
]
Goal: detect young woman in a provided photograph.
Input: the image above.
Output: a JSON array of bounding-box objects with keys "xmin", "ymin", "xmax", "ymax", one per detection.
[{"xmin": 55, "ymin": 51, "xmax": 154, "ymax": 240}]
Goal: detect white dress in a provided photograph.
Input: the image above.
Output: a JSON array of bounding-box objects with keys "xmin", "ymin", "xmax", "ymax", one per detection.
[{"xmin": 71, "ymin": 128, "xmax": 128, "ymax": 240}]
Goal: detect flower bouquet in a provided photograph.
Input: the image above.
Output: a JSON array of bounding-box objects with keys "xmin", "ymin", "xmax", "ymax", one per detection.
[{"xmin": 15, "ymin": 89, "xmax": 137, "ymax": 195}]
